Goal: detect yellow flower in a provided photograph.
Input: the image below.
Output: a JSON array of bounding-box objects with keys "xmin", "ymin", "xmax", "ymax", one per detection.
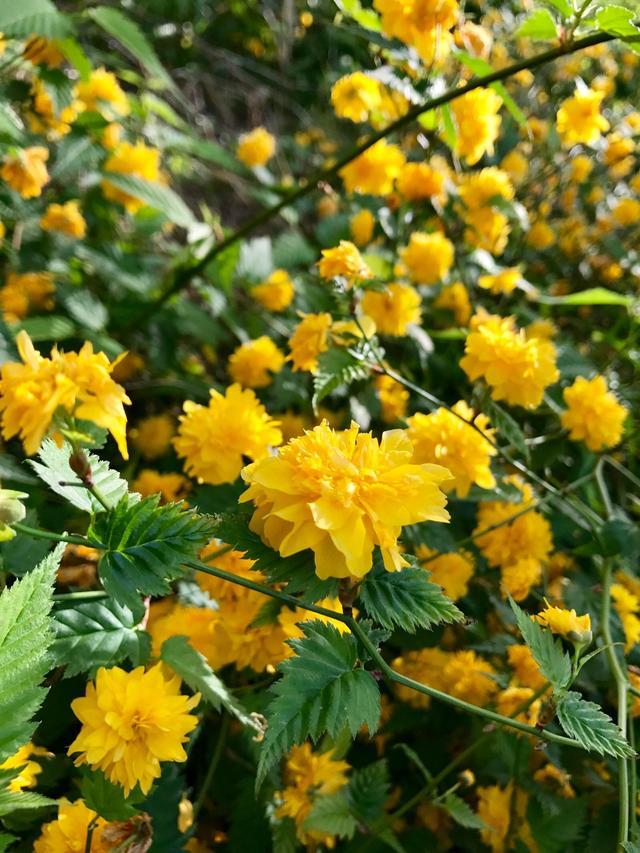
[
  {"xmin": 604, "ymin": 132, "xmax": 635, "ymax": 178},
  {"xmin": 561, "ymin": 375, "xmax": 626, "ymax": 451},
  {"xmin": 374, "ymin": 0, "xmax": 457, "ymax": 64},
  {"xmin": 497, "ymin": 685, "xmax": 541, "ymax": 725},
  {"xmin": 34, "ymin": 799, "xmax": 109, "ymax": 852},
  {"xmin": 535, "ymin": 602, "xmax": 592, "ymax": 643},
  {"xmin": 611, "ymin": 584, "xmax": 640, "ymax": 651},
  {"xmin": 251, "ymin": 269, "xmax": 295, "ymax": 311},
  {"xmin": 69, "ymin": 664, "xmax": 199, "ymax": 795},
  {"xmin": 101, "ymin": 121, "xmax": 122, "ymax": 150},
  {"xmin": 500, "ymin": 149, "xmax": 528, "ymax": 184},
  {"xmin": 527, "ymin": 218, "xmax": 556, "ymax": 250},
  {"xmin": 461, "ymin": 312, "xmax": 559, "ymax": 408},
  {"xmin": 464, "ymin": 207, "xmax": 510, "ymax": 255},
  {"xmin": 276, "ymin": 744, "xmax": 350, "ymax": 848},
  {"xmin": 340, "ymin": 139, "xmax": 405, "ymax": 195},
  {"xmin": 393, "ymin": 648, "xmax": 497, "ymax": 708},
  {"xmin": 288, "ymin": 312, "xmax": 332, "ymax": 373},
  {"xmin": 611, "ymin": 197, "xmax": 640, "ymax": 228},
  {"xmin": 350, "ymin": 208, "xmax": 375, "ymax": 246},
  {"xmin": 318, "ymin": 240, "xmax": 372, "ymax": 284},
  {"xmin": 240, "ymin": 421, "xmax": 450, "ymax": 580},
  {"xmin": 507, "ymin": 644, "xmax": 545, "ymax": 690},
  {"xmin": 478, "ymin": 267, "xmax": 521, "ymax": 296},
  {"xmin": 148, "ymin": 601, "xmax": 217, "ymax": 660},
  {"xmin": 1, "ymin": 146, "xmax": 49, "ymax": 198},
  {"xmin": 434, "ymin": 281, "xmax": 472, "ymax": 325},
  {"xmin": 130, "ymin": 414, "xmax": 175, "ymax": 460},
  {"xmin": 0, "ymin": 742, "xmax": 49, "ymax": 791},
  {"xmin": 40, "ymin": 201, "xmax": 86, "ymax": 238},
  {"xmin": 23, "ymin": 36, "xmax": 64, "ymax": 67},
  {"xmin": 570, "ymin": 153, "xmax": 593, "ymax": 182},
  {"xmin": 396, "ymin": 162, "xmax": 447, "ymax": 202},
  {"xmin": 174, "ymin": 384, "xmax": 282, "ymax": 485},
  {"xmin": 0, "ymin": 331, "xmax": 130, "ymax": 457},
  {"xmin": 132, "ymin": 469, "xmax": 191, "ymax": 504},
  {"xmin": 228, "ymin": 336, "xmax": 285, "ymax": 388},
  {"xmin": 450, "ymin": 88, "xmax": 502, "ymax": 165},
  {"xmin": 500, "ymin": 556, "xmax": 542, "ymax": 602},
  {"xmin": 236, "ymin": 126, "xmax": 276, "ymax": 167},
  {"xmin": 0, "ymin": 271, "xmax": 55, "ymax": 322},
  {"xmin": 375, "ymin": 374, "xmax": 409, "ymax": 423},
  {"xmin": 477, "ymin": 784, "xmax": 531, "ymax": 853},
  {"xmin": 415, "ymin": 545, "xmax": 474, "ymax": 600},
  {"xmin": 278, "ymin": 598, "xmax": 348, "ymax": 640},
  {"xmin": 102, "ymin": 141, "xmax": 162, "ymax": 212},
  {"xmin": 457, "ymin": 167, "xmax": 514, "ymax": 211},
  {"xmin": 556, "ymin": 87, "xmax": 610, "ymax": 147},
  {"xmin": 331, "ymin": 72, "xmax": 382, "ymax": 122},
  {"xmin": 474, "ymin": 478, "xmax": 553, "ymax": 573},
  {"xmin": 361, "ymin": 283, "xmax": 421, "ymax": 335},
  {"xmin": 28, "ymin": 79, "xmax": 80, "ymax": 139},
  {"xmin": 400, "ymin": 231, "xmax": 454, "ymax": 285},
  {"xmin": 407, "ymin": 400, "xmax": 496, "ymax": 498},
  {"xmin": 534, "ymin": 763, "xmax": 576, "ymax": 798},
  {"xmin": 76, "ymin": 67, "xmax": 130, "ymax": 117}
]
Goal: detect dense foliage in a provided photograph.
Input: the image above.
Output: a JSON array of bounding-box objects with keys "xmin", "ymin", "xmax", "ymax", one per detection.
[{"xmin": 0, "ymin": 0, "xmax": 638, "ymax": 850}]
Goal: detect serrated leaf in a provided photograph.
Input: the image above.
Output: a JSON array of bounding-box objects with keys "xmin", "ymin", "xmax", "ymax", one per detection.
[
  {"xmin": 485, "ymin": 398, "xmax": 530, "ymax": 461},
  {"xmin": 304, "ymin": 789, "xmax": 357, "ymax": 839},
  {"xmin": 17, "ymin": 315, "xmax": 76, "ymax": 341},
  {"xmin": 63, "ymin": 290, "xmax": 108, "ymax": 331},
  {"xmin": 161, "ymin": 635, "xmax": 260, "ymax": 731},
  {"xmin": 81, "ymin": 769, "xmax": 140, "ymax": 821},
  {"xmin": 51, "ymin": 136, "xmax": 103, "ymax": 181},
  {"xmin": 359, "ymin": 559, "xmax": 463, "ymax": 633},
  {"xmin": 556, "ymin": 691, "xmax": 634, "ymax": 758},
  {"xmin": 91, "ymin": 495, "xmax": 215, "ymax": 610},
  {"xmin": 87, "ymin": 6, "xmax": 173, "ymax": 88},
  {"xmin": 348, "ymin": 760, "xmax": 389, "ymax": 825},
  {"xmin": 212, "ymin": 509, "xmax": 339, "ymax": 601},
  {"xmin": 102, "ymin": 173, "xmax": 196, "ymax": 227},
  {"xmin": 442, "ymin": 793, "xmax": 485, "ymax": 829},
  {"xmin": 529, "ymin": 796, "xmax": 586, "ymax": 853},
  {"xmin": 510, "ymin": 598, "xmax": 572, "ymax": 690},
  {"xmin": 515, "ymin": 8, "xmax": 559, "ymax": 39},
  {"xmin": 257, "ymin": 622, "xmax": 380, "ymax": 787},
  {"xmin": 542, "ymin": 0, "xmax": 572, "ymax": 17},
  {"xmin": 0, "ymin": 0, "xmax": 73, "ymax": 37},
  {"xmin": 313, "ymin": 347, "xmax": 370, "ymax": 408},
  {"xmin": 29, "ymin": 439, "xmax": 129, "ymax": 514},
  {"xmin": 596, "ymin": 4, "xmax": 639, "ymax": 37},
  {"xmin": 51, "ymin": 597, "xmax": 149, "ymax": 677},
  {"xmin": 0, "ymin": 544, "xmax": 62, "ymax": 762},
  {"xmin": 0, "ymin": 787, "xmax": 55, "ymax": 817},
  {"xmin": 272, "ymin": 231, "xmax": 315, "ymax": 268},
  {"xmin": 0, "ymin": 454, "xmax": 36, "ymax": 486}
]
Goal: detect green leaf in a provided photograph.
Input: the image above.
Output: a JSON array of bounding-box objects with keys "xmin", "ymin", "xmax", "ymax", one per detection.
[
  {"xmin": 206, "ymin": 242, "xmax": 241, "ymax": 292},
  {"xmin": 51, "ymin": 136, "xmax": 103, "ymax": 182},
  {"xmin": 51, "ymin": 598, "xmax": 150, "ymax": 677},
  {"xmin": 313, "ymin": 347, "xmax": 370, "ymax": 408},
  {"xmin": 212, "ymin": 508, "xmax": 339, "ymax": 602},
  {"xmin": 510, "ymin": 598, "xmax": 572, "ymax": 690},
  {"xmin": 161, "ymin": 635, "xmax": 261, "ymax": 732},
  {"xmin": 272, "ymin": 230, "xmax": 316, "ymax": 269},
  {"xmin": 304, "ymin": 789, "xmax": 357, "ymax": 839},
  {"xmin": 0, "ymin": 832, "xmax": 15, "ymax": 851},
  {"xmin": 0, "ymin": 454, "xmax": 37, "ymax": 486},
  {"xmin": 81, "ymin": 769, "xmax": 140, "ymax": 821},
  {"xmin": 63, "ymin": 290, "xmax": 108, "ymax": 332},
  {"xmin": 29, "ymin": 439, "xmax": 129, "ymax": 514},
  {"xmin": 596, "ymin": 4, "xmax": 640, "ymax": 37},
  {"xmin": 529, "ymin": 796, "xmax": 586, "ymax": 853},
  {"xmin": 598, "ymin": 519, "xmax": 640, "ymax": 561},
  {"xmin": 257, "ymin": 622, "xmax": 380, "ymax": 787},
  {"xmin": 0, "ymin": 787, "xmax": 55, "ymax": 817},
  {"xmin": 442, "ymin": 793, "xmax": 485, "ymax": 829},
  {"xmin": 537, "ymin": 287, "xmax": 631, "ymax": 307},
  {"xmin": 87, "ymin": 6, "xmax": 173, "ymax": 89},
  {"xmin": 556, "ymin": 691, "xmax": 635, "ymax": 758},
  {"xmin": 0, "ymin": 544, "xmax": 62, "ymax": 762},
  {"xmin": 334, "ymin": 0, "xmax": 381, "ymax": 32},
  {"xmin": 102, "ymin": 173, "xmax": 196, "ymax": 227},
  {"xmin": 484, "ymin": 398, "xmax": 530, "ymax": 462},
  {"xmin": 515, "ymin": 9, "xmax": 559, "ymax": 39},
  {"xmin": 17, "ymin": 315, "xmax": 76, "ymax": 341},
  {"xmin": 90, "ymin": 495, "xmax": 215, "ymax": 610},
  {"xmin": 0, "ymin": 0, "xmax": 73, "ymax": 37},
  {"xmin": 542, "ymin": 0, "xmax": 572, "ymax": 18},
  {"xmin": 358, "ymin": 559, "xmax": 463, "ymax": 633},
  {"xmin": 58, "ymin": 37, "xmax": 92, "ymax": 80},
  {"xmin": 348, "ymin": 760, "xmax": 389, "ymax": 826}
]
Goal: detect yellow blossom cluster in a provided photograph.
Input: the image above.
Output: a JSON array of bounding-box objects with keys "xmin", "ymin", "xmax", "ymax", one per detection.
[
  {"xmin": 392, "ymin": 647, "xmax": 497, "ymax": 708},
  {"xmin": 561, "ymin": 374, "xmax": 626, "ymax": 451}
]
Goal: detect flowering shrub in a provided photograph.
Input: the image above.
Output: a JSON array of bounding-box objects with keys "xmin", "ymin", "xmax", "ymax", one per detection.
[{"xmin": 0, "ymin": 1, "xmax": 639, "ymax": 851}]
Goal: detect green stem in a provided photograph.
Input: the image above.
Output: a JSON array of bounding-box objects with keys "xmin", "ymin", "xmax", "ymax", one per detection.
[
  {"xmin": 595, "ymin": 458, "xmax": 615, "ymax": 518},
  {"xmin": 87, "ymin": 483, "xmax": 112, "ymax": 512},
  {"xmin": 602, "ymin": 560, "xmax": 630, "ymax": 850},
  {"xmin": 12, "ymin": 522, "xmax": 97, "ymax": 548},
  {"xmin": 84, "ymin": 817, "xmax": 98, "ymax": 853},
  {"xmin": 187, "ymin": 559, "xmax": 583, "ymax": 748},
  {"xmin": 140, "ymin": 29, "xmax": 616, "ymax": 319},
  {"xmin": 193, "ymin": 715, "xmax": 230, "ymax": 820},
  {"xmin": 53, "ymin": 590, "xmax": 108, "ymax": 603}
]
